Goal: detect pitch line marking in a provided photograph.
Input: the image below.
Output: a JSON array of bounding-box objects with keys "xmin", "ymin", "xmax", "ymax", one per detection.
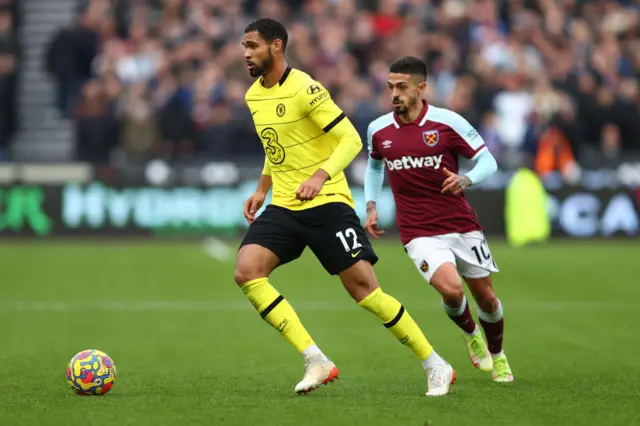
[
  {"xmin": 0, "ymin": 301, "xmax": 635, "ymax": 312},
  {"xmin": 202, "ymin": 237, "xmax": 233, "ymax": 262}
]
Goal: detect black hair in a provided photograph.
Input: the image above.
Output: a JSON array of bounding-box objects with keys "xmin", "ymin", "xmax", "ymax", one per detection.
[
  {"xmin": 245, "ymin": 18, "xmax": 289, "ymax": 52},
  {"xmin": 389, "ymin": 56, "xmax": 428, "ymax": 81}
]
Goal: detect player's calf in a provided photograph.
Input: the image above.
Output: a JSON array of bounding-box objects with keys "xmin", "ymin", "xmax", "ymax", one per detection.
[
  {"xmin": 465, "ymin": 275, "xmax": 513, "ymax": 382},
  {"xmin": 443, "ymin": 295, "xmax": 492, "ymax": 372},
  {"xmin": 340, "ymin": 260, "xmax": 454, "ymax": 396},
  {"xmin": 477, "ymin": 299, "xmax": 504, "ymax": 356},
  {"xmin": 431, "ymin": 264, "xmax": 477, "ymax": 334},
  {"xmin": 431, "ymin": 265, "xmax": 492, "ymax": 372},
  {"xmin": 464, "ymin": 275, "xmax": 504, "ymax": 355},
  {"xmin": 234, "ymin": 244, "xmax": 334, "ymax": 387}
]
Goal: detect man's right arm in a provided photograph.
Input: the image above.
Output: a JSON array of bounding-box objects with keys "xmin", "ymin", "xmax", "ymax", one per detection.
[
  {"xmin": 364, "ymin": 123, "xmax": 386, "ymax": 239},
  {"xmin": 257, "ymin": 156, "xmax": 273, "ymax": 194},
  {"xmin": 244, "ymin": 157, "xmax": 272, "ymax": 224},
  {"xmin": 364, "ymin": 123, "xmax": 384, "ymax": 212}
]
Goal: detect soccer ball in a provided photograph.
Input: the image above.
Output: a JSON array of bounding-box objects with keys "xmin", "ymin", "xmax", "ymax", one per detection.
[{"xmin": 66, "ymin": 349, "xmax": 116, "ymax": 395}]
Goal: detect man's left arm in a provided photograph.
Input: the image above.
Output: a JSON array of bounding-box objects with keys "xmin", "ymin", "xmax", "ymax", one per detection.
[
  {"xmin": 465, "ymin": 150, "xmax": 498, "ymax": 186},
  {"xmin": 303, "ymin": 83, "xmax": 362, "ymax": 180},
  {"xmin": 442, "ymin": 111, "xmax": 497, "ymax": 195}
]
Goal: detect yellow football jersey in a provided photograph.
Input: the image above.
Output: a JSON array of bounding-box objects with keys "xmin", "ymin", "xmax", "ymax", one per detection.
[{"xmin": 246, "ymin": 67, "xmax": 356, "ymax": 210}]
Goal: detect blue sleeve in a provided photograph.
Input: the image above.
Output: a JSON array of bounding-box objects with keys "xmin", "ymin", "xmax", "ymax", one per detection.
[
  {"xmin": 365, "ymin": 122, "xmax": 384, "ymax": 203},
  {"xmin": 365, "ymin": 157, "xmax": 384, "ymax": 203},
  {"xmin": 464, "ymin": 150, "xmax": 497, "ymax": 186}
]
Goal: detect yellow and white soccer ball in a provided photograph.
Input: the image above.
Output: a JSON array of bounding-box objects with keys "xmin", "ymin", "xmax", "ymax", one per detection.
[{"xmin": 66, "ymin": 349, "xmax": 116, "ymax": 395}]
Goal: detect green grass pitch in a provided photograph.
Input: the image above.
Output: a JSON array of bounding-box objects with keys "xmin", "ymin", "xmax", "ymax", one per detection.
[{"xmin": 1, "ymin": 240, "xmax": 639, "ymax": 426}]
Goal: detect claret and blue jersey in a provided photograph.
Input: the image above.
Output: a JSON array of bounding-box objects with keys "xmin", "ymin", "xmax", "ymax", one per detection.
[{"xmin": 365, "ymin": 101, "xmax": 495, "ymax": 244}]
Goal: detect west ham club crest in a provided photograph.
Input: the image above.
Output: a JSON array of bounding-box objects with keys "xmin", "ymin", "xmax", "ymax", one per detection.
[{"xmin": 423, "ymin": 129, "xmax": 439, "ymax": 147}]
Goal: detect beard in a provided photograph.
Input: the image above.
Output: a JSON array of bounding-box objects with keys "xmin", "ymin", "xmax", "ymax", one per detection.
[
  {"xmin": 249, "ymin": 49, "xmax": 274, "ymax": 78},
  {"xmin": 393, "ymin": 102, "xmax": 407, "ymax": 114},
  {"xmin": 393, "ymin": 95, "xmax": 418, "ymax": 115}
]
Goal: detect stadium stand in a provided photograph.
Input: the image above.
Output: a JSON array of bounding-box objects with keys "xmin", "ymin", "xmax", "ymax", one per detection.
[
  {"xmin": 0, "ymin": 0, "xmax": 17, "ymax": 162},
  {"xmin": 9, "ymin": 0, "xmax": 640, "ymax": 179}
]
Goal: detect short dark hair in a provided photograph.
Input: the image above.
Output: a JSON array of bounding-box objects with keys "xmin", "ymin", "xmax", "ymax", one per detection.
[
  {"xmin": 245, "ymin": 18, "xmax": 289, "ymax": 52},
  {"xmin": 389, "ymin": 56, "xmax": 428, "ymax": 81}
]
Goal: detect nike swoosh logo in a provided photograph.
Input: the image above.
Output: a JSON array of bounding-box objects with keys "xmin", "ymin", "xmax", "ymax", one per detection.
[
  {"xmin": 351, "ymin": 250, "xmax": 362, "ymax": 258},
  {"xmin": 251, "ymin": 110, "xmax": 258, "ymax": 116}
]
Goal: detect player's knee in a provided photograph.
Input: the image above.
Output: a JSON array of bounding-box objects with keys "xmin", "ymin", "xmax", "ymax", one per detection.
[
  {"xmin": 478, "ymin": 294, "xmax": 499, "ymax": 313},
  {"xmin": 431, "ymin": 269, "xmax": 463, "ymax": 305},
  {"xmin": 233, "ymin": 264, "xmax": 260, "ymax": 286},
  {"xmin": 346, "ymin": 276, "xmax": 378, "ymax": 302},
  {"xmin": 234, "ymin": 244, "xmax": 278, "ymax": 286},
  {"xmin": 339, "ymin": 261, "xmax": 379, "ymax": 302},
  {"xmin": 441, "ymin": 286, "xmax": 464, "ymax": 307},
  {"xmin": 233, "ymin": 268, "xmax": 248, "ymax": 286},
  {"xmin": 432, "ymin": 278, "xmax": 463, "ymax": 306}
]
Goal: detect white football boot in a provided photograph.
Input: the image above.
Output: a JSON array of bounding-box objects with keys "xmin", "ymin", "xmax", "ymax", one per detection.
[
  {"xmin": 294, "ymin": 357, "xmax": 339, "ymax": 395},
  {"xmin": 425, "ymin": 363, "xmax": 455, "ymax": 397}
]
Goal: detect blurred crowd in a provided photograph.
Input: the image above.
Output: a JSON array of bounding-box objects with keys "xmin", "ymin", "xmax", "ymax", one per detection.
[
  {"xmin": 0, "ymin": 0, "xmax": 16, "ymax": 161},
  {"xmin": 44, "ymin": 0, "xmax": 640, "ymax": 177}
]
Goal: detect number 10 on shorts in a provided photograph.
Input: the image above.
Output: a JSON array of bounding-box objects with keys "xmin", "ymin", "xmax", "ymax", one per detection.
[
  {"xmin": 336, "ymin": 228, "xmax": 362, "ymax": 252},
  {"xmin": 471, "ymin": 240, "xmax": 492, "ymax": 264}
]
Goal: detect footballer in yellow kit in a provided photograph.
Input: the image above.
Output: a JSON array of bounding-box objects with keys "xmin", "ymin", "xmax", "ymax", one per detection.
[
  {"xmin": 233, "ymin": 18, "xmax": 455, "ymax": 397},
  {"xmin": 241, "ymin": 42, "xmax": 376, "ymax": 273},
  {"xmin": 247, "ymin": 67, "xmax": 356, "ymax": 211}
]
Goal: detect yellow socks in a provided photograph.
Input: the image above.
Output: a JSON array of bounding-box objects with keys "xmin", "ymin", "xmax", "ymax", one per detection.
[
  {"xmin": 241, "ymin": 278, "xmax": 315, "ymax": 353},
  {"xmin": 241, "ymin": 279, "xmax": 434, "ymax": 363},
  {"xmin": 358, "ymin": 288, "xmax": 434, "ymax": 361}
]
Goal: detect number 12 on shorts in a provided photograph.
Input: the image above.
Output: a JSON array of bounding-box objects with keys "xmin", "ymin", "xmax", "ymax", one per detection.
[{"xmin": 336, "ymin": 228, "xmax": 362, "ymax": 252}]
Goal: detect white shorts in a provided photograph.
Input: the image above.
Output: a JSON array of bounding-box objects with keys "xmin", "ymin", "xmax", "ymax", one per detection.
[{"xmin": 404, "ymin": 230, "xmax": 499, "ymax": 283}]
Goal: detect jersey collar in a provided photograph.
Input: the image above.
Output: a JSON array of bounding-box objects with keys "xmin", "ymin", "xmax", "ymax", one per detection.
[
  {"xmin": 279, "ymin": 66, "xmax": 292, "ymax": 86},
  {"xmin": 260, "ymin": 66, "xmax": 292, "ymax": 88},
  {"xmin": 393, "ymin": 100, "xmax": 429, "ymax": 127}
]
